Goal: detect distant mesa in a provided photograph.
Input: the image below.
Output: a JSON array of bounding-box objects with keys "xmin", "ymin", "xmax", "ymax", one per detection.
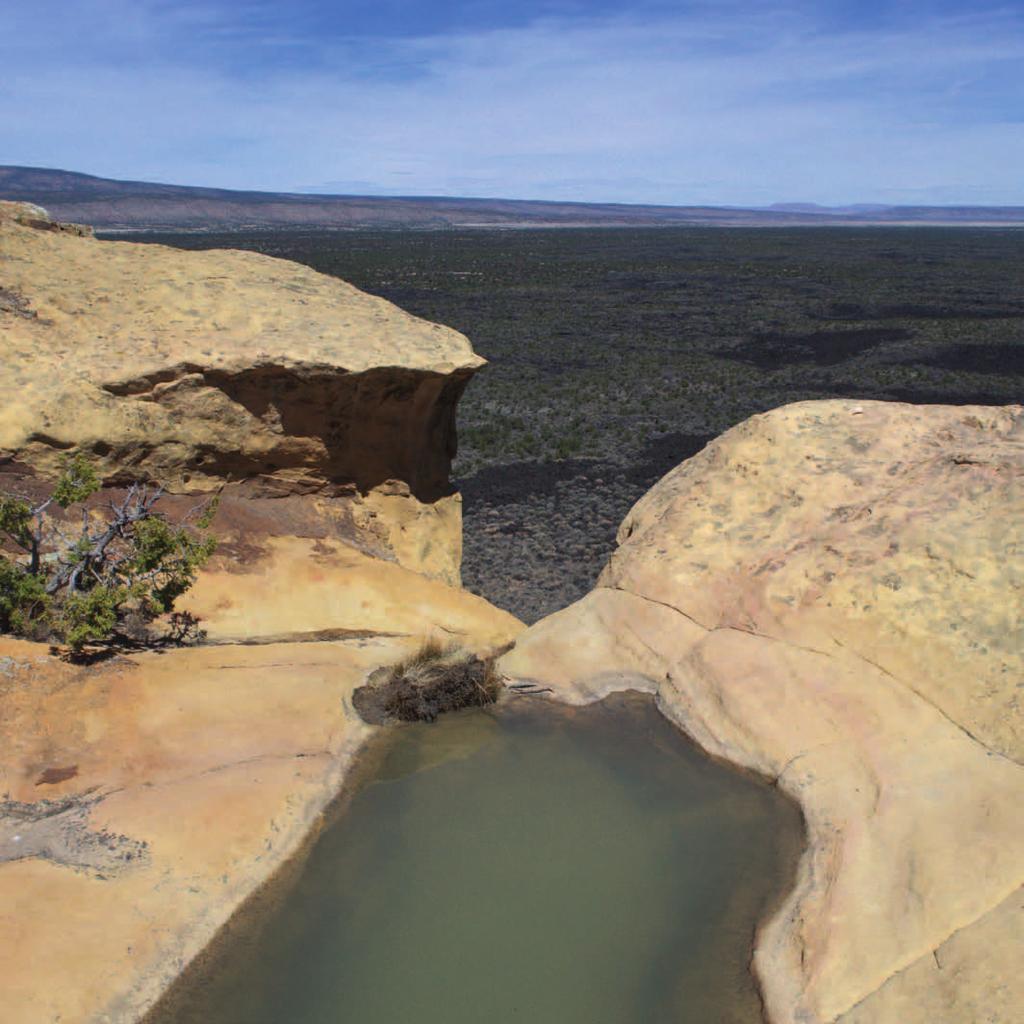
[
  {"xmin": 766, "ymin": 201, "xmax": 892, "ymax": 214},
  {"xmin": 2, "ymin": 165, "xmax": 1024, "ymax": 230}
]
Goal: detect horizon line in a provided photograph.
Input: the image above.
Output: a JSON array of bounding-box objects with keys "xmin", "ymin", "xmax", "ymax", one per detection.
[{"xmin": 5, "ymin": 164, "xmax": 1024, "ymax": 213}]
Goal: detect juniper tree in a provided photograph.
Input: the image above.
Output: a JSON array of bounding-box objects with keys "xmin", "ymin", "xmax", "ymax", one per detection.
[{"xmin": 0, "ymin": 453, "xmax": 217, "ymax": 653}]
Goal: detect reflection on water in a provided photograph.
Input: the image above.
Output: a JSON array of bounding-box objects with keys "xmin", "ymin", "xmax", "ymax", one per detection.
[{"xmin": 151, "ymin": 693, "xmax": 802, "ymax": 1024}]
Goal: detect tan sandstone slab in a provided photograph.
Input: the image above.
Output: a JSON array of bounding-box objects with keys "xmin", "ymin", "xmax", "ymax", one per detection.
[
  {"xmin": 181, "ymin": 534, "xmax": 521, "ymax": 651},
  {"xmin": 1, "ymin": 201, "xmax": 483, "ymax": 582},
  {"xmin": 0, "ymin": 199, "xmax": 479, "ymax": 394},
  {"xmin": 0, "ymin": 491, "xmax": 521, "ymax": 1024},
  {"xmin": 0, "ymin": 199, "xmax": 526, "ymax": 1024}
]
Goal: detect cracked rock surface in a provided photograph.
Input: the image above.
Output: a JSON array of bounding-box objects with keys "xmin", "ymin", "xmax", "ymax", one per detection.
[{"xmin": 500, "ymin": 398, "xmax": 1024, "ymax": 1024}]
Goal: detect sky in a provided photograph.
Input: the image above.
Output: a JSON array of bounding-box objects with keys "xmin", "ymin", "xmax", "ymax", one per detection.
[{"xmin": 2, "ymin": 0, "xmax": 1023, "ymax": 206}]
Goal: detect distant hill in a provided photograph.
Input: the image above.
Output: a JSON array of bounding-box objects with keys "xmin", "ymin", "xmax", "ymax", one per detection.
[{"xmin": 3, "ymin": 165, "xmax": 1024, "ymax": 230}]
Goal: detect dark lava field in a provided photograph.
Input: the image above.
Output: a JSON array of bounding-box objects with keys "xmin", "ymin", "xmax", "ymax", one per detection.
[{"xmin": 132, "ymin": 228, "xmax": 1024, "ymax": 622}]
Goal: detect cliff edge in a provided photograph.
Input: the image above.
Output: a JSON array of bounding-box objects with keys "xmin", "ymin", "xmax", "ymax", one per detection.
[
  {"xmin": 0, "ymin": 199, "xmax": 479, "ymax": 584},
  {"xmin": 0, "ymin": 203, "xmax": 522, "ymax": 1023},
  {"xmin": 500, "ymin": 398, "xmax": 1023, "ymax": 1024}
]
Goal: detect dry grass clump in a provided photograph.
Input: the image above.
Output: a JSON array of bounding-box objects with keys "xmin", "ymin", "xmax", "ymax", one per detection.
[
  {"xmin": 352, "ymin": 638, "xmax": 501, "ymax": 725},
  {"xmin": 390, "ymin": 637, "xmax": 454, "ymax": 674}
]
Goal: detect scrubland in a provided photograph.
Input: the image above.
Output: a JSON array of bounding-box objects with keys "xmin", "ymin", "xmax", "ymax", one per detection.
[{"xmin": 133, "ymin": 227, "xmax": 1024, "ymax": 620}]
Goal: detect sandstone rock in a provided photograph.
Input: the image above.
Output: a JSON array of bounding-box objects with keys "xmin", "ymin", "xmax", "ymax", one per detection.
[
  {"xmin": 0, "ymin": 202, "xmax": 524, "ymax": 1023},
  {"xmin": 182, "ymin": 534, "xmax": 521, "ymax": 650},
  {"xmin": 0, "ymin": 550, "xmax": 520, "ymax": 1024},
  {"xmin": 500, "ymin": 399, "xmax": 1024, "ymax": 1024},
  {"xmin": 0, "ymin": 201, "xmax": 480, "ymax": 582},
  {"xmin": 0, "ymin": 200, "xmax": 89, "ymax": 234}
]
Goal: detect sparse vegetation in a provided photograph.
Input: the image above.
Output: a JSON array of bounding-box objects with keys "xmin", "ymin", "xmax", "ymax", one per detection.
[
  {"xmin": 352, "ymin": 638, "xmax": 501, "ymax": 724},
  {"xmin": 0, "ymin": 453, "xmax": 217, "ymax": 655},
  {"xmin": 127, "ymin": 226, "xmax": 1024, "ymax": 621}
]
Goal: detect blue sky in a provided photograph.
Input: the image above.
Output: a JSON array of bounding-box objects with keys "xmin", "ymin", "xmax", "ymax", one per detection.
[{"xmin": 2, "ymin": 1, "xmax": 1023, "ymax": 205}]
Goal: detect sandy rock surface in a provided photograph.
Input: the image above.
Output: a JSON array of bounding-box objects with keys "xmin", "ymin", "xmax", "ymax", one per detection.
[
  {"xmin": 0, "ymin": 203, "xmax": 523, "ymax": 1023},
  {"xmin": 1, "ymin": 201, "xmax": 481, "ymax": 582},
  {"xmin": 500, "ymin": 398, "xmax": 1024, "ymax": 1024},
  {"xmin": 182, "ymin": 534, "xmax": 519, "ymax": 647},
  {"xmin": 0, "ymin": 559, "xmax": 520, "ymax": 1024}
]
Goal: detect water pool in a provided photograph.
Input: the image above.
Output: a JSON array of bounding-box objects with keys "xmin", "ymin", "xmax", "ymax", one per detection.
[{"xmin": 151, "ymin": 693, "xmax": 801, "ymax": 1024}]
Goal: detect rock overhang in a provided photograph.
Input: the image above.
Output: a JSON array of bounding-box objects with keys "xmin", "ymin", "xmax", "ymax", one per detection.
[{"xmin": 0, "ymin": 201, "xmax": 483, "ymax": 581}]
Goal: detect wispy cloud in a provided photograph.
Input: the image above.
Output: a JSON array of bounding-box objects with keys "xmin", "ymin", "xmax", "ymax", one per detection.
[{"xmin": 1, "ymin": 1, "xmax": 1022, "ymax": 204}]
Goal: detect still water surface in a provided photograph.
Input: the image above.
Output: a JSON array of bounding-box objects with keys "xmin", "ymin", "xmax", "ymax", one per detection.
[{"xmin": 153, "ymin": 694, "xmax": 801, "ymax": 1024}]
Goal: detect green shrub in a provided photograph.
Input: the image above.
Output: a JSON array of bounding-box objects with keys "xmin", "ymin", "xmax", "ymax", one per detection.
[
  {"xmin": 0, "ymin": 453, "xmax": 217, "ymax": 655},
  {"xmin": 0, "ymin": 556, "xmax": 50, "ymax": 638},
  {"xmin": 56, "ymin": 584, "xmax": 128, "ymax": 652}
]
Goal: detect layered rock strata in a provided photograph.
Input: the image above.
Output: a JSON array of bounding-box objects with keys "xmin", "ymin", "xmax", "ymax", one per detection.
[
  {"xmin": 0, "ymin": 200, "xmax": 479, "ymax": 583},
  {"xmin": 500, "ymin": 399, "xmax": 1023, "ymax": 1024}
]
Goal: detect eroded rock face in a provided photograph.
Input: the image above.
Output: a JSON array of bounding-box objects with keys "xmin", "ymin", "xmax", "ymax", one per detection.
[
  {"xmin": 0, "ymin": 200, "xmax": 481, "ymax": 582},
  {"xmin": 500, "ymin": 399, "xmax": 1024, "ymax": 1024}
]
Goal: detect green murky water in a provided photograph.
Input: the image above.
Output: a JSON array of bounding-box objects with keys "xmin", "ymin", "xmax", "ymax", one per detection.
[{"xmin": 153, "ymin": 694, "xmax": 801, "ymax": 1024}]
